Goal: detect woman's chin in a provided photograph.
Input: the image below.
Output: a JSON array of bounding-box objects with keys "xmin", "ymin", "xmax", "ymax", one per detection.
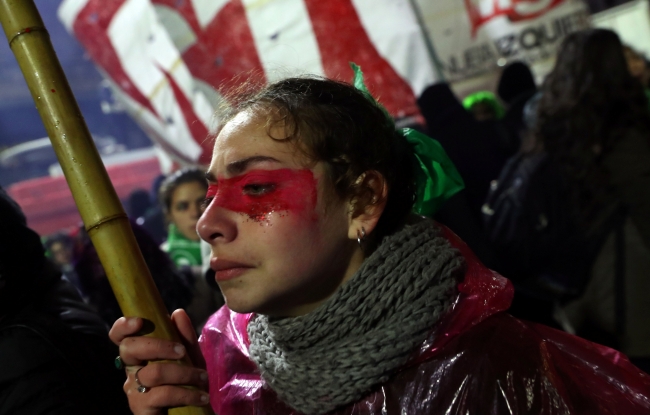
[
  {"xmin": 223, "ymin": 295, "xmax": 286, "ymax": 316},
  {"xmin": 182, "ymin": 232, "xmax": 201, "ymax": 242},
  {"xmin": 223, "ymin": 295, "xmax": 257, "ymax": 314}
]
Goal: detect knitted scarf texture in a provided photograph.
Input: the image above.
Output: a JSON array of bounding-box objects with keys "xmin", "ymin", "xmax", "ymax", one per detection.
[{"xmin": 247, "ymin": 220, "xmax": 464, "ymax": 415}]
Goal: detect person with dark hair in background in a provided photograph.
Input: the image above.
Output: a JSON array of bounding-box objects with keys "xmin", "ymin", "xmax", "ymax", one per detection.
[
  {"xmin": 497, "ymin": 61, "xmax": 537, "ymax": 108},
  {"xmin": 418, "ymin": 84, "xmax": 508, "ymax": 214},
  {"xmin": 484, "ymin": 29, "xmax": 650, "ymax": 373},
  {"xmin": 497, "ymin": 61, "xmax": 538, "ymax": 151},
  {"xmin": 74, "ymin": 218, "xmax": 194, "ymax": 328},
  {"xmin": 623, "ymin": 45, "xmax": 650, "ymax": 109},
  {"xmin": 137, "ymin": 173, "xmax": 168, "ymax": 245},
  {"xmin": 126, "ymin": 188, "xmax": 152, "ymax": 220},
  {"xmin": 545, "ymin": 29, "xmax": 650, "ymax": 372},
  {"xmin": 159, "ymin": 168, "xmax": 207, "ymax": 269},
  {"xmin": 158, "ymin": 168, "xmax": 224, "ymax": 332},
  {"xmin": 0, "ymin": 186, "xmax": 130, "ymax": 415},
  {"xmin": 43, "ymin": 231, "xmax": 85, "ymax": 299}
]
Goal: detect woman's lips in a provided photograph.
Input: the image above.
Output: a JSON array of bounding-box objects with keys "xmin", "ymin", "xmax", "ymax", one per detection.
[{"xmin": 211, "ymin": 258, "xmax": 252, "ymax": 282}]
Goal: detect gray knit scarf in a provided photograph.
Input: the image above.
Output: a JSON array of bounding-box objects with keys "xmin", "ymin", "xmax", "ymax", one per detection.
[{"xmin": 247, "ymin": 219, "xmax": 464, "ymax": 415}]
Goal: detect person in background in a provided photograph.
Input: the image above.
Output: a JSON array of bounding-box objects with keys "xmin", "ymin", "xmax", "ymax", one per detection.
[
  {"xmin": 0, "ymin": 186, "xmax": 130, "ymax": 415},
  {"xmin": 44, "ymin": 232, "xmax": 74, "ymax": 269},
  {"xmin": 43, "ymin": 231, "xmax": 84, "ymax": 300},
  {"xmin": 538, "ymin": 29, "xmax": 650, "ymax": 373},
  {"xmin": 138, "ymin": 173, "xmax": 168, "ymax": 245},
  {"xmin": 159, "ymin": 168, "xmax": 207, "ymax": 270},
  {"xmin": 497, "ymin": 61, "xmax": 538, "ymax": 153},
  {"xmin": 497, "ymin": 61, "xmax": 537, "ymax": 107},
  {"xmin": 462, "ymin": 90, "xmax": 505, "ymax": 121},
  {"xmin": 485, "ymin": 29, "xmax": 650, "ymax": 372},
  {"xmin": 418, "ymin": 83, "xmax": 515, "ymax": 221},
  {"xmin": 126, "ymin": 188, "xmax": 152, "ymax": 220},
  {"xmin": 623, "ymin": 45, "xmax": 650, "ymax": 89},
  {"xmin": 74, "ymin": 219, "xmax": 194, "ymax": 328},
  {"xmin": 158, "ymin": 168, "xmax": 224, "ymax": 332}
]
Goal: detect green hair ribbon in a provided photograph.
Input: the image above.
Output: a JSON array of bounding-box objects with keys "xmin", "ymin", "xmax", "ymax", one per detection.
[{"xmin": 350, "ymin": 63, "xmax": 465, "ymax": 217}]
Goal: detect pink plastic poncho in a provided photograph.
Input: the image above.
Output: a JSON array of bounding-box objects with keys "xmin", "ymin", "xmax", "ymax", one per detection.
[{"xmin": 200, "ymin": 226, "xmax": 650, "ymax": 414}]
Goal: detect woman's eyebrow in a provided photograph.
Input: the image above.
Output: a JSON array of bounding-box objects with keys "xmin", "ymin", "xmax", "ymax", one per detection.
[{"xmin": 226, "ymin": 156, "xmax": 281, "ymax": 176}]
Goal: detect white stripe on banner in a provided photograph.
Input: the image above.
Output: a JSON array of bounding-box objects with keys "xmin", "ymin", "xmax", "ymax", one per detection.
[
  {"xmin": 242, "ymin": 0, "xmax": 325, "ymax": 82},
  {"xmin": 57, "ymin": 0, "xmax": 91, "ymax": 31},
  {"xmin": 109, "ymin": 0, "xmax": 203, "ymax": 161},
  {"xmin": 191, "ymin": 0, "xmax": 229, "ymax": 29},
  {"xmin": 351, "ymin": 0, "xmax": 438, "ymax": 96}
]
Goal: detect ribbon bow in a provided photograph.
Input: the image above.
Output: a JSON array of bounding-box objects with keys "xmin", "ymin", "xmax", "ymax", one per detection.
[{"xmin": 350, "ymin": 63, "xmax": 464, "ymax": 216}]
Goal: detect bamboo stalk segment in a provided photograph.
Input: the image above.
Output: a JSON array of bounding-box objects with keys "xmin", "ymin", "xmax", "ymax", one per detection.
[{"xmin": 0, "ymin": 1, "xmax": 212, "ymax": 413}]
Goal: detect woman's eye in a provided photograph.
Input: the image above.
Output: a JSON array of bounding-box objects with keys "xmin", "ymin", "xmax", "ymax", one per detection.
[
  {"xmin": 243, "ymin": 183, "xmax": 275, "ymax": 196},
  {"xmin": 175, "ymin": 201, "xmax": 189, "ymax": 211}
]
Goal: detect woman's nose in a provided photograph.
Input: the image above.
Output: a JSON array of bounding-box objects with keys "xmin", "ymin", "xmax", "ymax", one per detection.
[{"xmin": 197, "ymin": 200, "xmax": 237, "ymax": 244}]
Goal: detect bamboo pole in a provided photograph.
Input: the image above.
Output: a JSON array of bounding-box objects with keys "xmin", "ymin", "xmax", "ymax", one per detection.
[{"xmin": 0, "ymin": 2, "xmax": 212, "ymax": 414}]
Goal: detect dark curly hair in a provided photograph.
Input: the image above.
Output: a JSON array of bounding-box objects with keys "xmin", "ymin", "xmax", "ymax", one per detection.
[
  {"xmin": 535, "ymin": 29, "xmax": 650, "ymax": 227},
  {"xmin": 219, "ymin": 76, "xmax": 417, "ymax": 242}
]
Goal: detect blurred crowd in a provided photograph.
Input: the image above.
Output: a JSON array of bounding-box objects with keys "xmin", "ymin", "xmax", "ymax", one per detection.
[{"xmin": 2, "ymin": 27, "xmax": 649, "ymax": 413}]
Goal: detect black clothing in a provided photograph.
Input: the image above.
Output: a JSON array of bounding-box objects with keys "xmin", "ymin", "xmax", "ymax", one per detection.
[
  {"xmin": 0, "ymin": 264, "xmax": 130, "ymax": 415},
  {"xmin": 418, "ymin": 83, "xmax": 516, "ymax": 217},
  {"xmin": 0, "ymin": 187, "xmax": 130, "ymax": 415}
]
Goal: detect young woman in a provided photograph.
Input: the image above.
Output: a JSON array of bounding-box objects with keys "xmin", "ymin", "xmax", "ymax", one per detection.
[
  {"xmin": 534, "ymin": 29, "xmax": 650, "ymax": 371},
  {"xmin": 110, "ymin": 71, "xmax": 650, "ymax": 415},
  {"xmin": 159, "ymin": 168, "xmax": 208, "ymax": 269},
  {"xmin": 158, "ymin": 167, "xmax": 224, "ymax": 332}
]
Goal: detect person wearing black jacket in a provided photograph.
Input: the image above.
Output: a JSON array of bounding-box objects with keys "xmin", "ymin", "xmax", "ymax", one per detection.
[{"xmin": 0, "ymin": 186, "xmax": 130, "ymax": 415}]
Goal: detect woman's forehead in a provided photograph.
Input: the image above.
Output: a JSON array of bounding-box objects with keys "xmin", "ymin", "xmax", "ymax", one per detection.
[{"xmin": 210, "ymin": 110, "xmax": 307, "ymax": 176}]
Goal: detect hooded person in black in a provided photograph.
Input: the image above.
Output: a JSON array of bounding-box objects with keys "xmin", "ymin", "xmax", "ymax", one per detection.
[
  {"xmin": 0, "ymin": 186, "xmax": 130, "ymax": 415},
  {"xmin": 417, "ymin": 83, "xmax": 514, "ymax": 220},
  {"xmin": 497, "ymin": 61, "xmax": 538, "ymax": 151}
]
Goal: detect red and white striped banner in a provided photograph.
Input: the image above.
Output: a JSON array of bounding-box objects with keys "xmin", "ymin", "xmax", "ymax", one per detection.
[{"xmin": 58, "ymin": 0, "xmax": 439, "ymax": 167}]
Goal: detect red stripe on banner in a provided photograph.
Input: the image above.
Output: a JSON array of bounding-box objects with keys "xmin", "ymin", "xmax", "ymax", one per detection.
[
  {"xmin": 159, "ymin": 69, "xmax": 213, "ymax": 165},
  {"xmin": 73, "ymin": 0, "xmax": 160, "ymax": 118},
  {"xmin": 180, "ymin": 0, "xmax": 267, "ymax": 98},
  {"xmin": 303, "ymin": 0, "xmax": 419, "ymax": 119}
]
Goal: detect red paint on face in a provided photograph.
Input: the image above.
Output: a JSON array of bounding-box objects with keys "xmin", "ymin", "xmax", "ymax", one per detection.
[{"xmin": 206, "ymin": 169, "xmax": 318, "ymax": 222}]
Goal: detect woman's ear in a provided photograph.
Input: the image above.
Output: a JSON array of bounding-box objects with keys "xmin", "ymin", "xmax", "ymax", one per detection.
[{"xmin": 347, "ymin": 170, "xmax": 388, "ymax": 240}]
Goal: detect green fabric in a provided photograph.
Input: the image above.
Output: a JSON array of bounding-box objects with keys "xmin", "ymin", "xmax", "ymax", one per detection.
[
  {"xmin": 162, "ymin": 224, "xmax": 202, "ymax": 267},
  {"xmin": 402, "ymin": 128, "xmax": 465, "ymax": 216},
  {"xmin": 462, "ymin": 91, "xmax": 505, "ymax": 119},
  {"xmin": 350, "ymin": 62, "xmax": 465, "ymax": 216}
]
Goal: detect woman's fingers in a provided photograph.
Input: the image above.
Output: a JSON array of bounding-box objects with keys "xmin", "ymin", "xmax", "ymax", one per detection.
[
  {"xmin": 109, "ymin": 316, "xmax": 143, "ymax": 344},
  {"xmin": 124, "ymin": 364, "xmax": 210, "ymax": 414},
  {"xmin": 171, "ymin": 309, "xmax": 206, "ymax": 369},
  {"xmin": 126, "ymin": 384, "xmax": 210, "ymax": 413},
  {"xmin": 118, "ymin": 336, "xmax": 186, "ymax": 367},
  {"xmin": 110, "ymin": 313, "xmax": 211, "ymax": 415},
  {"xmin": 126, "ymin": 362, "xmax": 208, "ymax": 389}
]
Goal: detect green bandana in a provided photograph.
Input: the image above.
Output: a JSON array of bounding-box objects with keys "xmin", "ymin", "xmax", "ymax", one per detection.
[
  {"xmin": 350, "ymin": 63, "xmax": 464, "ymax": 216},
  {"xmin": 162, "ymin": 224, "xmax": 202, "ymax": 267}
]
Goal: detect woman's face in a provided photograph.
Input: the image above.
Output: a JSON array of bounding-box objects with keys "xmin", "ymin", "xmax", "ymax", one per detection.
[
  {"xmin": 168, "ymin": 181, "xmax": 206, "ymax": 241},
  {"xmin": 197, "ymin": 109, "xmax": 364, "ymax": 317}
]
